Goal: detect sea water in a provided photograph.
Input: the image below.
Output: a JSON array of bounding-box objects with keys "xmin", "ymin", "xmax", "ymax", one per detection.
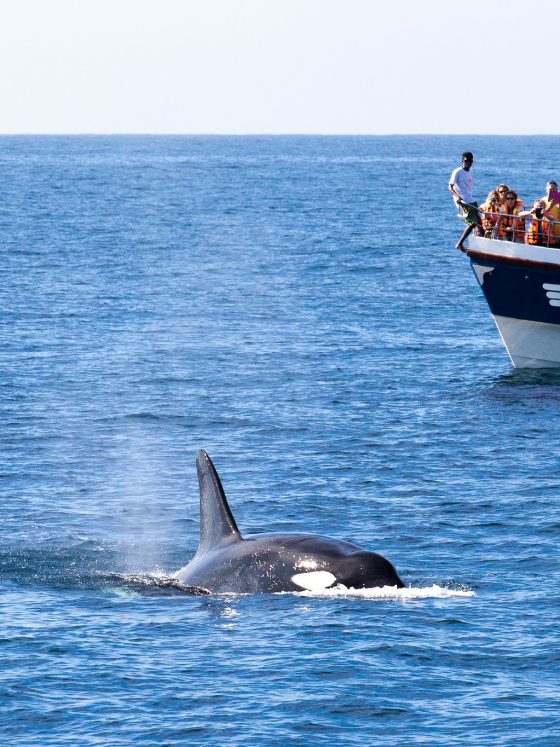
[{"xmin": 1, "ymin": 136, "xmax": 559, "ymax": 746}]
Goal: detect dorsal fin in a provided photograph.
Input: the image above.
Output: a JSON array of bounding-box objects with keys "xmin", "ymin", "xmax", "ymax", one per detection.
[{"xmin": 195, "ymin": 449, "xmax": 241, "ymax": 554}]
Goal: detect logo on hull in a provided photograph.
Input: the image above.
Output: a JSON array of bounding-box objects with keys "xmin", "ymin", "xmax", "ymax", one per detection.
[{"xmin": 543, "ymin": 283, "xmax": 560, "ymax": 307}]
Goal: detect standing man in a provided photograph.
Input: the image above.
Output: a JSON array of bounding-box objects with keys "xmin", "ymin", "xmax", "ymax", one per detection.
[{"xmin": 449, "ymin": 152, "xmax": 483, "ymax": 252}]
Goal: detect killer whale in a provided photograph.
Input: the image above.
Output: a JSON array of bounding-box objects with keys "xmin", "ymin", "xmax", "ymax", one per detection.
[{"xmin": 175, "ymin": 450, "xmax": 404, "ymax": 594}]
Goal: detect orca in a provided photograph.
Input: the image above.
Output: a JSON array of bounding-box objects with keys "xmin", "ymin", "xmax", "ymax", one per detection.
[{"xmin": 174, "ymin": 450, "xmax": 404, "ymax": 594}]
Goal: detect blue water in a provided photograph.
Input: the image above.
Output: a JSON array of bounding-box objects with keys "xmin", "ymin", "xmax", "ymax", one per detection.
[{"xmin": 1, "ymin": 136, "xmax": 559, "ymax": 746}]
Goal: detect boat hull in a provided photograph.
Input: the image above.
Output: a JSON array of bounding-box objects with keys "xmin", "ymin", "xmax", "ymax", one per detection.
[
  {"xmin": 492, "ymin": 316, "xmax": 560, "ymax": 368},
  {"xmin": 466, "ymin": 236, "xmax": 560, "ymax": 368}
]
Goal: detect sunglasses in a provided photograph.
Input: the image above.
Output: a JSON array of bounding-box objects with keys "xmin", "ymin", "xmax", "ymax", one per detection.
[
  {"xmin": 498, "ymin": 190, "xmax": 508, "ymax": 194},
  {"xmin": 506, "ymin": 196, "xmax": 516, "ymax": 200}
]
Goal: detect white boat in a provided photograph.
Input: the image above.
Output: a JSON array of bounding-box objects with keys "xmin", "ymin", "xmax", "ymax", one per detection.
[{"xmin": 466, "ymin": 235, "xmax": 560, "ymax": 368}]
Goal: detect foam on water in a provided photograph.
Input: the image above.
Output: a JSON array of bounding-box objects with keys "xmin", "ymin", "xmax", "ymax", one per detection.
[
  {"xmin": 297, "ymin": 583, "xmax": 475, "ymax": 600},
  {"xmin": 98, "ymin": 572, "xmax": 474, "ymax": 601}
]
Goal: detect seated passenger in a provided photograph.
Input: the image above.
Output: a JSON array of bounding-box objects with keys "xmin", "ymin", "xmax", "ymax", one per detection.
[
  {"xmin": 480, "ymin": 191, "xmax": 500, "ymax": 237},
  {"xmin": 495, "ymin": 184, "xmax": 509, "ymax": 210},
  {"xmin": 495, "ymin": 190, "xmax": 525, "ymax": 242},
  {"xmin": 541, "ymin": 180, "xmax": 560, "ymax": 246},
  {"xmin": 519, "ymin": 200, "xmax": 554, "ymax": 247}
]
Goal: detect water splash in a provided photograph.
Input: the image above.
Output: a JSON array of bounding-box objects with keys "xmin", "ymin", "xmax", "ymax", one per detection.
[
  {"xmin": 99, "ymin": 575, "xmax": 474, "ymax": 600},
  {"xmin": 297, "ymin": 583, "xmax": 475, "ymax": 600}
]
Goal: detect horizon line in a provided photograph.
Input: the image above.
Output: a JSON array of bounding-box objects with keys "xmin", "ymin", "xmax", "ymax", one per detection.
[{"xmin": 1, "ymin": 132, "xmax": 560, "ymax": 138}]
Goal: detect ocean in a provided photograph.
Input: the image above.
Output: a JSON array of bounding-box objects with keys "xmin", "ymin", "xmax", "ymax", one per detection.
[{"xmin": 1, "ymin": 135, "xmax": 559, "ymax": 746}]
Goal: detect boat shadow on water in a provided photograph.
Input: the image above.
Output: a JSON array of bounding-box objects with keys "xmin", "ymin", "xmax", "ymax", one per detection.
[{"xmin": 490, "ymin": 367, "xmax": 560, "ymax": 392}]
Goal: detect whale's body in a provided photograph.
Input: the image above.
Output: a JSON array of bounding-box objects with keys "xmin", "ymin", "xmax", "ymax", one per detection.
[{"xmin": 175, "ymin": 450, "xmax": 404, "ymax": 594}]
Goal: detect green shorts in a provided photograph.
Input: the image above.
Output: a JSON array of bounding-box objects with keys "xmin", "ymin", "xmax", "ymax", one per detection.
[{"xmin": 461, "ymin": 201, "xmax": 479, "ymax": 226}]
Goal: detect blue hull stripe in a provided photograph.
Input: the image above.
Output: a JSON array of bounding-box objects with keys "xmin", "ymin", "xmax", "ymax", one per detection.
[{"xmin": 469, "ymin": 251, "xmax": 560, "ymax": 325}]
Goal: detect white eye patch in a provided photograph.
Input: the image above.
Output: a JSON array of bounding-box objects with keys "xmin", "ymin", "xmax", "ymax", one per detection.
[{"xmin": 291, "ymin": 571, "xmax": 337, "ymax": 591}]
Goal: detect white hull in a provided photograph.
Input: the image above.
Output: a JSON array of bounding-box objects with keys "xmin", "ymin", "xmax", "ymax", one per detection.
[{"xmin": 493, "ymin": 315, "xmax": 560, "ymax": 368}]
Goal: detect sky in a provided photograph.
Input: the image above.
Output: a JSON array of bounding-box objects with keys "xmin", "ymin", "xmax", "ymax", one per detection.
[{"xmin": 1, "ymin": 0, "xmax": 558, "ymax": 135}]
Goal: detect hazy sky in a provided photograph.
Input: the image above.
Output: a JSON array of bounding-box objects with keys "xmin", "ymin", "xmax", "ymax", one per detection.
[{"xmin": 1, "ymin": 0, "xmax": 557, "ymax": 135}]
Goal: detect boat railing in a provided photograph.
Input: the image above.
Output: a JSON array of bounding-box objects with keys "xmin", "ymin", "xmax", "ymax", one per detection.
[{"xmin": 464, "ymin": 207, "xmax": 560, "ymax": 248}]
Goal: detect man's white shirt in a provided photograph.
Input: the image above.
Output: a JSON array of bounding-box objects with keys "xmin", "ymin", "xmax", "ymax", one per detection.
[{"xmin": 450, "ymin": 167, "xmax": 474, "ymax": 203}]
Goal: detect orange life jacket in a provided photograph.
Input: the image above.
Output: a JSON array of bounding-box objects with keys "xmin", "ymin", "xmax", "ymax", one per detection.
[
  {"xmin": 498, "ymin": 200, "xmax": 525, "ymax": 239},
  {"xmin": 481, "ymin": 202, "xmax": 499, "ymax": 231},
  {"xmin": 544, "ymin": 200, "xmax": 560, "ymax": 238},
  {"xmin": 526, "ymin": 216, "xmax": 551, "ymax": 246}
]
